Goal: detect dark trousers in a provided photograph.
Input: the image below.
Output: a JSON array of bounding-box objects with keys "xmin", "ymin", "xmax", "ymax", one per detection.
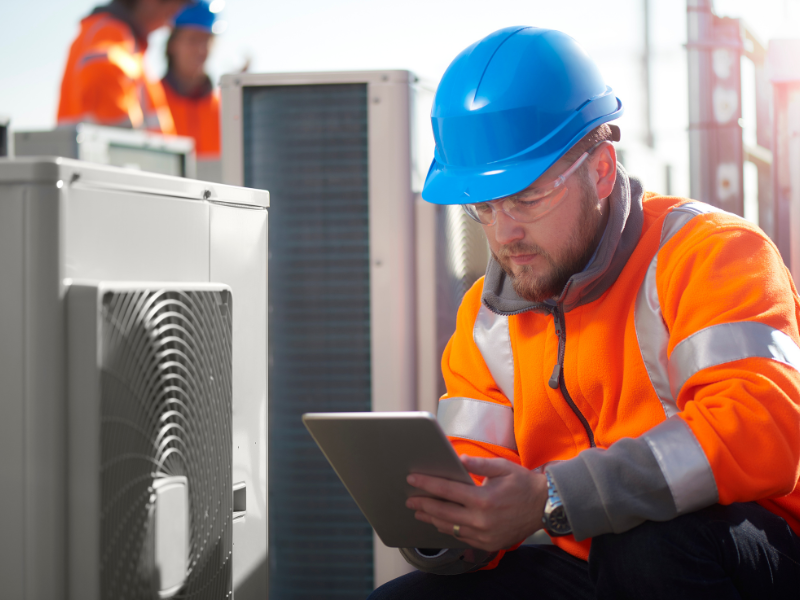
[{"xmin": 368, "ymin": 503, "xmax": 800, "ymax": 599}]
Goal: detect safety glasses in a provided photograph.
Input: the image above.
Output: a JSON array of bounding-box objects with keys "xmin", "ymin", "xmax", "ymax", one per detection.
[{"xmin": 462, "ymin": 142, "xmax": 606, "ymax": 226}]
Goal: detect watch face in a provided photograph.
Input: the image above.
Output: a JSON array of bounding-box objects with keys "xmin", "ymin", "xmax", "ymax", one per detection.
[{"xmin": 547, "ymin": 505, "xmax": 571, "ymax": 536}]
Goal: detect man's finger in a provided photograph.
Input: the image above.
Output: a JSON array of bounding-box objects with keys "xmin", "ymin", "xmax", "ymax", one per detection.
[
  {"xmin": 406, "ymin": 495, "xmax": 471, "ymax": 525},
  {"xmin": 460, "ymin": 455, "xmax": 521, "ymax": 479},
  {"xmin": 407, "ymin": 473, "xmax": 481, "ymax": 506},
  {"xmin": 422, "ymin": 515, "xmax": 492, "ymax": 551}
]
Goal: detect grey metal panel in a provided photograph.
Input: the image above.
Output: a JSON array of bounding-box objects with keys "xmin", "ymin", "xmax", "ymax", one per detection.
[
  {"xmin": 24, "ymin": 182, "xmax": 67, "ymax": 600},
  {"xmin": 0, "ymin": 184, "xmax": 26, "ymax": 599},
  {"xmin": 62, "ymin": 183, "xmax": 210, "ymax": 283},
  {"xmin": 15, "ymin": 128, "xmax": 78, "ymax": 160},
  {"xmin": 65, "ymin": 284, "xmax": 102, "ymax": 600},
  {"xmin": 15, "ymin": 125, "xmax": 196, "ymax": 178},
  {"xmin": 209, "ymin": 202, "xmax": 268, "ymax": 595},
  {"xmin": 0, "ymin": 157, "xmax": 266, "ymax": 207}
]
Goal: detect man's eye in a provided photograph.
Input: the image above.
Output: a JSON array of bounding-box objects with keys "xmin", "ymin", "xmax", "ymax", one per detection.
[
  {"xmin": 516, "ymin": 199, "xmax": 543, "ymax": 208},
  {"xmin": 510, "ymin": 197, "xmax": 544, "ymax": 210},
  {"xmin": 514, "ymin": 189, "xmax": 554, "ymax": 207},
  {"xmin": 474, "ymin": 203, "xmax": 493, "ymax": 213}
]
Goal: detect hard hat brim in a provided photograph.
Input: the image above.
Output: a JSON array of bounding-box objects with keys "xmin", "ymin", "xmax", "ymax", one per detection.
[{"xmin": 422, "ymin": 97, "xmax": 623, "ymax": 206}]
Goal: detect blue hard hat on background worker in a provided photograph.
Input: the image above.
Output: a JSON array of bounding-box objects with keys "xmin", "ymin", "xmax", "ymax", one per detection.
[
  {"xmin": 422, "ymin": 26, "xmax": 623, "ymax": 206},
  {"xmin": 174, "ymin": 0, "xmax": 217, "ymax": 31}
]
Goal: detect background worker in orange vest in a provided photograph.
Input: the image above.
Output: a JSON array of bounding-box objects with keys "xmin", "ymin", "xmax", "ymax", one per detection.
[
  {"xmin": 371, "ymin": 27, "xmax": 800, "ymax": 599},
  {"xmin": 161, "ymin": 0, "xmax": 220, "ymax": 159},
  {"xmin": 58, "ymin": 0, "xmax": 192, "ymax": 133}
]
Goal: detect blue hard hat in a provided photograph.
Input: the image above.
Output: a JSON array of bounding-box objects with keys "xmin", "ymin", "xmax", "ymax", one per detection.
[
  {"xmin": 174, "ymin": 0, "xmax": 217, "ymax": 32},
  {"xmin": 422, "ymin": 26, "xmax": 623, "ymax": 205}
]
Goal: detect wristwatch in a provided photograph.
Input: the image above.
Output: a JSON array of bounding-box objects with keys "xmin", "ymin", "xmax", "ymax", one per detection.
[{"xmin": 542, "ymin": 471, "xmax": 572, "ymax": 536}]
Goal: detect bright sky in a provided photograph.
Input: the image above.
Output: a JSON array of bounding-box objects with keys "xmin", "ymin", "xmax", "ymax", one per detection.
[{"xmin": 1, "ymin": 0, "xmax": 799, "ymax": 195}]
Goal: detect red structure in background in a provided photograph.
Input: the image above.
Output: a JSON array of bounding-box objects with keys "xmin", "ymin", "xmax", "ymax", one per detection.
[{"xmin": 687, "ymin": 0, "xmax": 800, "ymax": 280}]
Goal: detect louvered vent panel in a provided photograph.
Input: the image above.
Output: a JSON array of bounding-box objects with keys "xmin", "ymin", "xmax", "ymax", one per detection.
[
  {"xmin": 99, "ymin": 289, "xmax": 233, "ymax": 599},
  {"xmin": 243, "ymin": 84, "xmax": 373, "ymax": 598}
]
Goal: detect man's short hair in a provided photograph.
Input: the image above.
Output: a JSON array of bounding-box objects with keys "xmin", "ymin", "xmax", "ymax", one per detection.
[{"xmin": 561, "ymin": 124, "xmax": 615, "ymax": 163}]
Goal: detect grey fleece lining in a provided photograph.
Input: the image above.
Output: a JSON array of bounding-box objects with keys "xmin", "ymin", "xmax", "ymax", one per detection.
[{"xmin": 481, "ymin": 164, "xmax": 644, "ymax": 316}]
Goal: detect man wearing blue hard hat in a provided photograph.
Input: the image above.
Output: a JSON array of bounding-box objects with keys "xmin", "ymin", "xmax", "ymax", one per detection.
[
  {"xmin": 162, "ymin": 0, "xmax": 221, "ymax": 158},
  {"xmin": 371, "ymin": 26, "xmax": 800, "ymax": 599}
]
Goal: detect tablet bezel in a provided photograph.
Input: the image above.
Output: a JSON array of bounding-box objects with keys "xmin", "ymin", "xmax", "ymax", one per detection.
[{"xmin": 302, "ymin": 411, "xmax": 476, "ymax": 549}]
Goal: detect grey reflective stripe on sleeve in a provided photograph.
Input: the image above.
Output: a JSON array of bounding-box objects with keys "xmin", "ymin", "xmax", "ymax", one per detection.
[
  {"xmin": 669, "ymin": 321, "xmax": 800, "ymax": 398},
  {"xmin": 438, "ymin": 397, "xmax": 517, "ymax": 451},
  {"xmin": 642, "ymin": 416, "xmax": 718, "ymax": 514},
  {"xmin": 79, "ymin": 51, "xmax": 110, "ymax": 66},
  {"xmin": 634, "ymin": 202, "xmax": 723, "ymax": 418},
  {"xmin": 473, "ymin": 305, "xmax": 515, "ymax": 405}
]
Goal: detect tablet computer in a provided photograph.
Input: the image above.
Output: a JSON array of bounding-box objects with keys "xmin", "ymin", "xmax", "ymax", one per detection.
[{"xmin": 302, "ymin": 411, "xmax": 475, "ymax": 549}]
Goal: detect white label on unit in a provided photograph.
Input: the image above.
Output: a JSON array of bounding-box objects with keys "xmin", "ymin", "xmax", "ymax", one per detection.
[
  {"xmin": 713, "ymin": 86, "xmax": 739, "ymax": 124},
  {"xmin": 712, "ymin": 48, "xmax": 734, "ymax": 80},
  {"xmin": 717, "ymin": 162, "xmax": 740, "ymax": 202}
]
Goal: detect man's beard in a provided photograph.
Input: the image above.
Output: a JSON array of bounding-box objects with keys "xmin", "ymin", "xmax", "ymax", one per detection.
[{"xmin": 492, "ymin": 172, "xmax": 606, "ymax": 303}]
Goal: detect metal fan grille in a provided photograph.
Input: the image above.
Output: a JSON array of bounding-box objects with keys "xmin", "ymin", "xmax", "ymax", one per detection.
[
  {"xmin": 244, "ymin": 83, "xmax": 374, "ymax": 598},
  {"xmin": 99, "ymin": 289, "xmax": 233, "ymax": 599}
]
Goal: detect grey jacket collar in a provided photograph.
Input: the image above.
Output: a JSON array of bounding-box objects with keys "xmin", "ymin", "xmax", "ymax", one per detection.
[
  {"xmin": 481, "ymin": 164, "xmax": 644, "ymax": 316},
  {"xmin": 163, "ymin": 69, "xmax": 214, "ymax": 99}
]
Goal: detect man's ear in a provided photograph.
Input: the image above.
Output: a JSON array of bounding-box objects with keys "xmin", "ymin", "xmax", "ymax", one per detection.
[{"xmin": 593, "ymin": 143, "xmax": 617, "ymax": 199}]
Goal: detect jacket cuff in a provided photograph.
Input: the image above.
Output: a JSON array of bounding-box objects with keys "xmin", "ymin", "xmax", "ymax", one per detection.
[
  {"xmin": 546, "ymin": 455, "xmax": 612, "ymax": 541},
  {"xmin": 547, "ymin": 433, "xmax": 681, "ymax": 541}
]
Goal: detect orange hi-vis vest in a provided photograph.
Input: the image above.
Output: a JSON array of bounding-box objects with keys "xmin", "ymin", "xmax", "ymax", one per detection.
[
  {"xmin": 161, "ymin": 72, "xmax": 220, "ymax": 159},
  {"xmin": 57, "ymin": 6, "xmax": 175, "ymax": 134},
  {"xmin": 439, "ymin": 168, "xmax": 800, "ymax": 565}
]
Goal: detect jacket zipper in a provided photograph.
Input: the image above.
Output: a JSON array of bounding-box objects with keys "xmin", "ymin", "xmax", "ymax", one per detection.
[{"xmin": 547, "ymin": 304, "xmax": 596, "ymax": 448}]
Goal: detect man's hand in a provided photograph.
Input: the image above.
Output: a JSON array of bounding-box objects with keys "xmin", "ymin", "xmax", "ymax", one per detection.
[{"xmin": 405, "ymin": 455, "xmax": 549, "ymax": 552}]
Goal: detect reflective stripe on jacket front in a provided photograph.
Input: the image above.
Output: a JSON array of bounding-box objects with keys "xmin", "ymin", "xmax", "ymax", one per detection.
[{"xmin": 439, "ymin": 169, "xmax": 800, "ymax": 563}]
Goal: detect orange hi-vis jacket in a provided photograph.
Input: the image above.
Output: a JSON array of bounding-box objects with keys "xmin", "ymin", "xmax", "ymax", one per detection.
[
  {"xmin": 439, "ymin": 167, "xmax": 800, "ymax": 565},
  {"xmin": 161, "ymin": 72, "xmax": 221, "ymax": 159},
  {"xmin": 57, "ymin": 4, "xmax": 175, "ymax": 134}
]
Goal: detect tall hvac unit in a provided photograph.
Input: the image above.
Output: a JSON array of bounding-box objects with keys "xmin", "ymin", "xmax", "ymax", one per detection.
[
  {"xmin": 769, "ymin": 39, "xmax": 800, "ymax": 282},
  {"xmin": 0, "ymin": 157, "xmax": 268, "ymax": 599},
  {"xmin": 0, "ymin": 115, "xmax": 11, "ymax": 157},
  {"xmin": 15, "ymin": 123, "xmax": 196, "ymax": 178},
  {"xmin": 221, "ymin": 70, "xmax": 487, "ymax": 596},
  {"xmin": 686, "ymin": 0, "xmax": 745, "ymax": 215}
]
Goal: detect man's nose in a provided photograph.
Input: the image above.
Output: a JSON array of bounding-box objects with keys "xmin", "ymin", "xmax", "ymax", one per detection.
[{"xmin": 493, "ymin": 209, "xmax": 525, "ymax": 245}]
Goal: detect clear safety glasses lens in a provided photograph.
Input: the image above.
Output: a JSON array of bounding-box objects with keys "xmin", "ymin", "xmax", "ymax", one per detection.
[{"xmin": 462, "ymin": 149, "xmax": 593, "ymax": 226}]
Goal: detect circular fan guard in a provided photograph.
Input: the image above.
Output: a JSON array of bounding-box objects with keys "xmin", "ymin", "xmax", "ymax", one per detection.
[{"xmin": 99, "ymin": 289, "xmax": 233, "ymax": 599}]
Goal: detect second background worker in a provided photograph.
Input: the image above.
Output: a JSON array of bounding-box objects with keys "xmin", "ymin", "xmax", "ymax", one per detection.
[{"xmin": 162, "ymin": 0, "xmax": 221, "ymax": 159}]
